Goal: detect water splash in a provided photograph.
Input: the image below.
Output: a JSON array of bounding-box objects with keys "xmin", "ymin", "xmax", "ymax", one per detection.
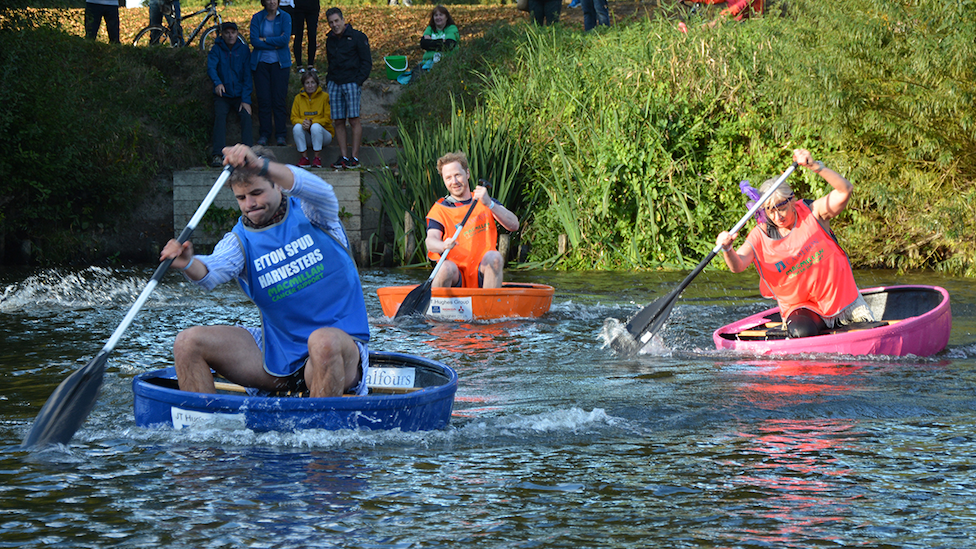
[
  {"xmin": 599, "ymin": 317, "xmax": 672, "ymax": 356},
  {"xmin": 0, "ymin": 267, "xmax": 150, "ymax": 312}
]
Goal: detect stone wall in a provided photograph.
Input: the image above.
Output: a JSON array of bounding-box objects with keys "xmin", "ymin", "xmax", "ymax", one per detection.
[{"xmin": 173, "ymin": 168, "xmax": 381, "ymax": 265}]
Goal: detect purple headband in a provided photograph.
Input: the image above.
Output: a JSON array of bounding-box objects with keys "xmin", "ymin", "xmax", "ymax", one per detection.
[{"xmin": 739, "ymin": 180, "xmax": 767, "ymax": 225}]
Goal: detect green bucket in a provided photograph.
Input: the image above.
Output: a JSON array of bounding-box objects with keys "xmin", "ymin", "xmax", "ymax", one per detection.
[{"xmin": 384, "ymin": 55, "xmax": 408, "ymax": 80}]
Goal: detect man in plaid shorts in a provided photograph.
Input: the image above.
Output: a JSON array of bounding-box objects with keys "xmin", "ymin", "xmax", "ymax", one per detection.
[{"xmin": 324, "ymin": 7, "xmax": 372, "ymax": 170}]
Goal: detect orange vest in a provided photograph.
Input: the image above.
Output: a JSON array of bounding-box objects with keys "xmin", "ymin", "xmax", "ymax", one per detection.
[
  {"xmin": 426, "ymin": 198, "xmax": 498, "ymax": 288},
  {"xmin": 745, "ymin": 200, "xmax": 859, "ymax": 319}
]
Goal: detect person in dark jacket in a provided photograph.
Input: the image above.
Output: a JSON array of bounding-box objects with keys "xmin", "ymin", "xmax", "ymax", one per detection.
[
  {"xmin": 206, "ymin": 22, "xmax": 253, "ymax": 167},
  {"xmin": 324, "ymin": 7, "xmax": 372, "ymax": 170}
]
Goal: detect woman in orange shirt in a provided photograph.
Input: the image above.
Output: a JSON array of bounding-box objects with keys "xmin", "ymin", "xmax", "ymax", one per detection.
[{"xmin": 716, "ymin": 148, "xmax": 875, "ymax": 337}]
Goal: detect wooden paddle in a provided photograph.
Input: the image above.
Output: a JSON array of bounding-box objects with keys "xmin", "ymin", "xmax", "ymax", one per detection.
[
  {"xmin": 611, "ymin": 162, "xmax": 799, "ymax": 355},
  {"xmin": 394, "ymin": 180, "xmax": 490, "ymax": 320},
  {"xmin": 22, "ymin": 165, "xmax": 235, "ymax": 448}
]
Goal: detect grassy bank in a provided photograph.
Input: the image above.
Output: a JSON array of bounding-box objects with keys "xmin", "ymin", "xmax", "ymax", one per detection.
[
  {"xmin": 3, "ymin": 1, "xmax": 975, "ymax": 275},
  {"xmin": 385, "ymin": 0, "xmax": 976, "ymax": 275}
]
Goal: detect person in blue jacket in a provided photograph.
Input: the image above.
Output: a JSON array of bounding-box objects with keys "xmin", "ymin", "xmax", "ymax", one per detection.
[
  {"xmin": 207, "ymin": 22, "xmax": 253, "ymax": 167},
  {"xmin": 159, "ymin": 144, "xmax": 371, "ymax": 398},
  {"xmin": 250, "ymin": 0, "xmax": 293, "ymax": 147}
]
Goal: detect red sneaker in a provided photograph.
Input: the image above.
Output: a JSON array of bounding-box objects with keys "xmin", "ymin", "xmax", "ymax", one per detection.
[
  {"xmin": 298, "ymin": 156, "xmax": 311, "ymax": 168},
  {"xmin": 311, "ymin": 156, "xmax": 322, "ymax": 168}
]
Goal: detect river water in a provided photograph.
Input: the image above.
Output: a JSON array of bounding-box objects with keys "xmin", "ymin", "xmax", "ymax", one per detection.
[{"xmin": 1, "ymin": 265, "xmax": 975, "ymax": 548}]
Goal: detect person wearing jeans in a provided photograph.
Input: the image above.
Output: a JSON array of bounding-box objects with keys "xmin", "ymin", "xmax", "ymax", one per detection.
[
  {"xmin": 84, "ymin": 0, "xmax": 120, "ymax": 43},
  {"xmin": 526, "ymin": 0, "xmax": 560, "ymax": 25},
  {"xmin": 581, "ymin": 0, "xmax": 610, "ymax": 31},
  {"xmin": 290, "ymin": 0, "xmax": 321, "ymax": 71},
  {"xmin": 250, "ymin": 0, "xmax": 293, "ymax": 146},
  {"xmin": 207, "ymin": 22, "xmax": 253, "ymax": 167}
]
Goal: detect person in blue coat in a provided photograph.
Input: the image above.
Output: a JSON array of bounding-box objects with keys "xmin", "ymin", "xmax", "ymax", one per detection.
[
  {"xmin": 207, "ymin": 22, "xmax": 253, "ymax": 167},
  {"xmin": 250, "ymin": 0, "xmax": 293, "ymax": 147}
]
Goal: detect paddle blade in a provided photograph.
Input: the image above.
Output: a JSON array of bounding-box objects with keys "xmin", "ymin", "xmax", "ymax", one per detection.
[
  {"xmin": 394, "ymin": 280, "xmax": 433, "ymax": 320},
  {"xmin": 22, "ymin": 351, "xmax": 110, "ymax": 448},
  {"xmin": 608, "ymin": 290, "xmax": 681, "ymax": 355}
]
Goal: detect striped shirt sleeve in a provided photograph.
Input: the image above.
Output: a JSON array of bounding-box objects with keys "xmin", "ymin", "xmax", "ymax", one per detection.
[{"xmin": 188, "ymin": 165, "xmax": 349, "ymax": 290}]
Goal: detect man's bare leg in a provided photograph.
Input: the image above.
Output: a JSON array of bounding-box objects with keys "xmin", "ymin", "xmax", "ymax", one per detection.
[
  {"xmin": 480, "ymin": 251, "xmax": 505, "ymax": 288},
  {"xmin": 173, "ymin": 325, "xmax": 278, "ymax": 393},
  {"xmin": 431, "ymin": 260, "xmax": 460, "ymax": 288},
  {"xmin": 333, "ymin": 118, "xmax": 347, "ymax": 160},
  {"xmin": 349, "ymin": 117, "xmax": 362, "ymax": 160},
  {"xmin": 305, "ymin": 327, "xmax": 362, "ymax": 397}
]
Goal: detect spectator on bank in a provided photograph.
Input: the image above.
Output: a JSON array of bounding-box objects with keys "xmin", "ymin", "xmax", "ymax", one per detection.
[
  {"xmin": 85, "ymin": 0, "xmax": 120, "ymax": 44},
  {"xmin": 291, "ymin": 71, "xmax": 334, "ymax": 169},
  {"xmin": 581, "ymin": 0, "xmax": 610, "ymax": 31},
  {"xmin": 149, "ymin": 0, "xmax": 182, "ymax": 42},
  {"xmin": 325, "ymin": 7, "xmax": 372, "ymax": 170},
  {"xmin": 281, "ymin": 0, "xmax": 321, "ymax": 73},
  {"xmin": 250, "ymin": 0, "xmax": 293, "ymax": 147},
  {"xmin": 527, "ymin": 0, "xmax": 560, "ymax": 26},
  {"xmin": 207, "ymin": 22, "xmax": 253, "ymax": 168},
  {"xmin": 420, "ymin": 5, "xmax": 459, "ymax": 65}
]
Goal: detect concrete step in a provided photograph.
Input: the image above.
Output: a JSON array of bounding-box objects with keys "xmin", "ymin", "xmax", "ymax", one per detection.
[{"xmin": 260, "ymin": 144, "xmax": 398, "ymax": 168}]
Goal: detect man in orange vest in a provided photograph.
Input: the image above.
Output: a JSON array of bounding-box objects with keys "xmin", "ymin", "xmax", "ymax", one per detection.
[
  {"xmin": 425, "ymin": 151, "xmax": 520, "ymax": 288},
  {"xmin": 715, "ymin": 148, "xmax": 875, "ymax": 337}
]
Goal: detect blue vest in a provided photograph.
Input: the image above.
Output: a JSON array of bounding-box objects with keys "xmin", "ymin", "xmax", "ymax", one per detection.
[{"xmin": 231, "ymin": 197, "xmax": 369, "ymax": 377}]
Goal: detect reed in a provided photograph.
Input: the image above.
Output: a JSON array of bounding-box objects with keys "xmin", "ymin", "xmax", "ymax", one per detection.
[
  {"xmin": 455, "ymin": 0, "xmax": 976, "ymax": 273},
  {"xmin": 369, "ymin": 99, "xmax": 530, "ymax": 265}
]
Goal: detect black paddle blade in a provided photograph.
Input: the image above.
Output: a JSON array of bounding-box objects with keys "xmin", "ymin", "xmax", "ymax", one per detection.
[
  {"xmin": 607, "ymin": 289, "xmax": 680, "ymax": 355},
  {"xmin": 394, "ymin": 280, "xmax": 433, "ymax": 320},
  {"xmin": 22, "ymin": 351, "xmax": 109, "ymax": 448}
]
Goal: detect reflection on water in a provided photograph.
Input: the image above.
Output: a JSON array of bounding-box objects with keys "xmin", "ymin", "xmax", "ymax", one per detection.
[{"xmin": 1, "ymin": 266, "xmax": 976, "ymax": 547}]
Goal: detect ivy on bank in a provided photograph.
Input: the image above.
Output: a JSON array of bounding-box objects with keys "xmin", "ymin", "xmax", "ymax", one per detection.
[{"xmin": 0, "ymin": 12, "xmax": 211, "ymax": 264}]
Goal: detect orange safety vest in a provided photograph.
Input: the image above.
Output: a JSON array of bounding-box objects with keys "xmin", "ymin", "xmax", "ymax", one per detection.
[
  {"xmin": 745, "ymin": 200, "xmax": 859, "ymax": 319},
  {"xmin": 426, "ymin": 197, "xmax": 498, "ymax": 288}
]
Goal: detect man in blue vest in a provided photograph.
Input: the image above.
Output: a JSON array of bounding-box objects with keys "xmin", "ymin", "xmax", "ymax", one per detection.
[{"xmin": 159, "ymin": 144, "xmax": 370, "ymax": 397}]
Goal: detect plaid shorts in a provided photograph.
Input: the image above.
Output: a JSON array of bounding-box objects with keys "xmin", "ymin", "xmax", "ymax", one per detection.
[{"xmin": 327, "ymin": 81, "xmax": 362, "ymax": 120}]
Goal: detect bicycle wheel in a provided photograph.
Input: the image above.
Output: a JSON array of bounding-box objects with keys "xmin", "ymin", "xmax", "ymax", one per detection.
[
  {"xmin": 133, "ymin": 25, "xmax": 175, "ymax": 47},
  {"xmin": 199, "ymin": 25, "xmax": 219, "ymax": 52}
]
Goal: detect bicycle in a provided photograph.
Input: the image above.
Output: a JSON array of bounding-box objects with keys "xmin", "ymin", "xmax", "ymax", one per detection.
[{"xmin": 132, "ymin": 0, "xmax": 228, "ymax": 52}]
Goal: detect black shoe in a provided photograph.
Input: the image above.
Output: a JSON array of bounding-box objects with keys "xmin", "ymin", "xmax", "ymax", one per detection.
[
  {"xmin": 345, "ymin": 157, "xmax": 360, "ymax": 168},
  {"xmin": 209, "ymin": 155, "xmax": 223, "ymax": 167},
  {"xmin": 330, "ymin": 156, "xmax": 348, "ymax": 169},
  {"xmin": 256, "ymin": 136, "xmax": 269, "ymax": 146},
  {"xmin": 276, "ymin": 136, "xmax": 287, "ymax": 146}
]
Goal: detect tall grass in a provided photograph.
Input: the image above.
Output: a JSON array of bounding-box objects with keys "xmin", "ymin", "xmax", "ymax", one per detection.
[{"xmin": 465, "ymin": 0, "xmax": 976, "ymax": 273}]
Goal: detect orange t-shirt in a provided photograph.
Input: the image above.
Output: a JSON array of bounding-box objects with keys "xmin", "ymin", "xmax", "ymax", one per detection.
[
  {"xmin": 426, "ymin": 198, "xmax": 498, "ymax": 288},
  {"xmin": 746, "ymin": 200, "xmax": 859, "ymax": 319}
]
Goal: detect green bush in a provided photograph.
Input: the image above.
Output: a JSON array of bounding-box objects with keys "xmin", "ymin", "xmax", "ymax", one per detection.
[
  {"xmin": 441, "ymin": 0, "xmax": 976, "ymax": 273},
  {"xmin": 0, "ymin": 19, "xmax": 211, "ymax": 263}
]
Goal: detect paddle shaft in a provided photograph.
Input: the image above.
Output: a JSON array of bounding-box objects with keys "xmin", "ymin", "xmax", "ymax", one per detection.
[
  {"xmin": 629, "ymin": 162, "xmax": 798, "ymax": 346},
  {"xmin": 106, "ymin": 166, "xmax": 232, "ymax": 353},
  {"xmin": 22, "ymin": 166, "xmax": 234, "ymax": 448}
]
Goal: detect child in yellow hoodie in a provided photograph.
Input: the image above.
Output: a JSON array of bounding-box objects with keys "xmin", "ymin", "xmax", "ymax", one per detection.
[{"xmin": 291, "ymin": 71, "xmax": 334, "ymax": 168}]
